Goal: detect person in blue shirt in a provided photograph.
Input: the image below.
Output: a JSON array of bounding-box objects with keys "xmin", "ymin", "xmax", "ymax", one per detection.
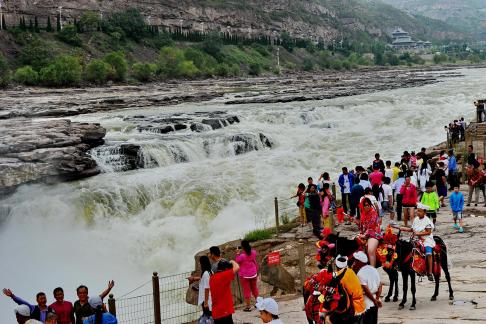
[
  {"xmin": 449, "ymin": 185, "xmax": 465, "ymax": 233},
  {"xmin": 83, "ymin": 296, "xmax": 117, "ymax": 324},
  {"xmin": 447, "ymin": 149, "xmax": 458, "ymax": 190}
]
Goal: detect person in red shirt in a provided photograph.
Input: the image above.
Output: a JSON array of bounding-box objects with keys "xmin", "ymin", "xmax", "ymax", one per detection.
[
  {"xmin": 399, "ymin": 173, "xmax": 418, "ymax": 227},
  {"xmin": 209, "ymin": 260, "xmax": 240, "ymax": 324},
  {"xmin": 369, "ymin": 167, "xmax": 383, "ymax": 187},
  {"xmin": 49, "ymin": 287, "xmax": 75, "ymax": 324}
]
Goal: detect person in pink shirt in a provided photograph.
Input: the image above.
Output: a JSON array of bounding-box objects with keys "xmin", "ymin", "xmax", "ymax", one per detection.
[
  {"xmin": 369, "ymin": 167, "xmax": 383, "ymax": 187},
  {"xmin": 320, "ymin": 184, "xmax": 331, "ymax": 228},
  {"xmin": 399, "ymin": 173, "xmax": 418, "ymax": 227},
  {"xmin": 235, "ymin": 240, "xmax": 259, "ymax": 312},
  {"xmin": 50, "ymin": 287, "xmax": 74, "ymax": 324}
]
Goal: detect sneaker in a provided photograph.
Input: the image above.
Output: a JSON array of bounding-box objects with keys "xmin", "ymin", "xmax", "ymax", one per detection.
[
  {"xmin": 427, "ymin": 274, "xmax": 434, "ymax": 282},
  {"xmin": 458, "ymin": 227, "xmax": 464, "ymax": 233},
  {"xmin": 453, "ymin": 224, "xmax": 459, "ymax": 229}
]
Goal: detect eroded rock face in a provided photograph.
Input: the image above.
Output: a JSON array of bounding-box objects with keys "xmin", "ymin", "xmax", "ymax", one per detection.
[{"xmin": 0, "ymin": 119, "xmax": 106, "ymax": 195}]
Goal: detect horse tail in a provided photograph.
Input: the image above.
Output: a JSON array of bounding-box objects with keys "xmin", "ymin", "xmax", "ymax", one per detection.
[{"xmin": 433, "ymin": 235, "xmax": 447, "ymax": 253}]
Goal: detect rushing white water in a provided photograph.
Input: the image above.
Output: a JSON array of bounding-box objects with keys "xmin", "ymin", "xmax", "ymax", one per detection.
[{"xmin": 0, "ymin": 68, "xmax": 484, "ymax": 317}]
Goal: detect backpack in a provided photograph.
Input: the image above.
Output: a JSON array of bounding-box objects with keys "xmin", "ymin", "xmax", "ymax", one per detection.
[{"xmin": 320, "ymin": 269, "xmax": 353, "ymax": 318}]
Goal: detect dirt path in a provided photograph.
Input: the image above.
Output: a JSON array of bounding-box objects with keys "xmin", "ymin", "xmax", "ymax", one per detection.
[{"xmin": 233, "ymin": 189, "xmax": 486, "ymax": 323}]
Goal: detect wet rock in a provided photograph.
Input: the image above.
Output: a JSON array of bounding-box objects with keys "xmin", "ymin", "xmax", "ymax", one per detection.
[
  {"xmin": 174, "ymin": 124, "xmax": 187, "ymax": 131},
  {"xmin": 259, "ymin": 133, "xmax": 273, "ymax": 148},
  {"xmin": 0, "ymin": 119, "xmax": 106, "ymax": 195},
  {"xmin": 190, "ymin": 123, "xmax": 207, "ymax": 132},
  {"xmin": 201, "ymin": 119, "xmax": 223, "ymax": 130}
]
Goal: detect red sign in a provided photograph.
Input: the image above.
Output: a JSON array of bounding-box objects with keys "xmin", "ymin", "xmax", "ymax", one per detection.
[{"xmin": 267, "ymin": 251, "xmax": 281, "ymax": 266}]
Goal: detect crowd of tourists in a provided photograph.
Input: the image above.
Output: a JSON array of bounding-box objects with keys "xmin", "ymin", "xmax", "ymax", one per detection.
[
  {"xmin": 446, "ymin": 117, "xmax": 466, "ymax": 144},
  {"xmin": 3, "ymin": 282, "xmax": 115, "ymax": 324}
]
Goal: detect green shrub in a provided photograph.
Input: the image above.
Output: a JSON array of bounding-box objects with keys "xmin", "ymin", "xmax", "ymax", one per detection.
[
  {"xmin": 251, "ymin": 43, "xmax": 270, "ymax": 57},
  {"xmin": 243, "ymin": 228, "xmax": 275, "ymax": 242},
  {"xmin": 132, "ymin": 62, "xmax": 156, "ymax": 82},
  {"xmin": 13, "ymin": 66, "xmax": 39, "ymax": 85},
  {"xmin": 57, "ymin": 25, "xmax": 82, "ymax": 46},
  {"xmin": 0, "ymin": 53, "xmax": 10, "ymax": 88},
  {"xmin": 79, "ymin": 11, "xmax": 101, "ymax": 32},
  {"xmin": 20, "ymin": 38, "xmax": 56, "ymax": 71},
  {"xmin": 229, "ymin": 64, "xmax": 240, "ymax": 76},
  {"xmin": 104, "ymin": 51, "xmax": 128, "ymax": 81},
  {"xmin": 215, "ymin": 63, "xmax": 230, "ymax": 77},
  {"xmin": 184, "ymin": 47, "xmax": 207, "ymax": 69},
  {"xmin": 249, "ymin": 62, "xmax": 263, "ymax": 76},
  {"xmin": 39, "ymin": 55, "xmax": 82, "ymax": 87},
  {"xmin": 329, "ymin": 60, "xmax": 343, "ymax": 70},
  {"xmin": 144, "ymin": 33, "xmax": 174, "ymax": 49},
  {"xmin": 107, "ymin": 8, "xmax": 147, "ymax": 41},
  {"xmin": 177, "ymin": 60, "xmax": 200, "ymax": 78},
  {"xmin": 85, "ymin": 59, "xmax": 113, "ymax": 84},
  {"xmin": 157, "ymin": 46, "xmax": 185, "ymax": 77},
  {"xmin": 302, "ymin": 58, "xmax": 314, "ymax": 71},
  {"xmin": 342, "ymin": 60, "xmax": 351, "ymax": 70},
  {"xmin": 201, "ymin": 33, "xmax": 223, "ymax": 59}
]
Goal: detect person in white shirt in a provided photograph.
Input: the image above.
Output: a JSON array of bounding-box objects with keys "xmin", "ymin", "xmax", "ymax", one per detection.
[
  {"xmin": 256, "ymin": 297, "xmax": 283, "ymax": 324},
  {"xmin": 384, "ymin": 160, "xmax": 393, "ymax": 180},
  {"xmin": 197, "ymin": 256, "xmax": 212, "ymax": 317},
  {"xmin": 396, "ymin": 203, "xmax": 436, "ymax": 281},
  {"xmin": 352, "ymin": 251, "xmax": 382, "ymax": 324},
  {"xmin": 381, "ymin": 177, "xmax": 396, "ymax": 224},
  {"xmin": 359, "ymin": 173, "xmax": 372, "ymax": 190}
]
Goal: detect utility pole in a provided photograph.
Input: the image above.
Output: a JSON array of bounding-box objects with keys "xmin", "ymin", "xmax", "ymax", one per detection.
[
  {"xmin": 0, "ymin": 0, "xmax": 4, "ymax": 31},
  {"xmin": 58, "ymin": 6, "xmax": 62, "ymax": 30}
]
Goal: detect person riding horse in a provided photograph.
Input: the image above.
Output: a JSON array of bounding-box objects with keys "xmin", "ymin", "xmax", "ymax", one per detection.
[{"xmin": 393, "ymin": 203, "xmax": 435, "ymax": 281}]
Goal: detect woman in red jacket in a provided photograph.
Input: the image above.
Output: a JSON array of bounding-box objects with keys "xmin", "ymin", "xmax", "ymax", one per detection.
[{"xmin": 399, "ymin": 173, "xmax": 418, "ymax": 226}]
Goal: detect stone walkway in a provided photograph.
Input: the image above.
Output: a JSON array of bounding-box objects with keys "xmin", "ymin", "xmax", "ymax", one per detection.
[{"xmin": 234, "ymin": 189, "xmax": 486, "ymax": 323}]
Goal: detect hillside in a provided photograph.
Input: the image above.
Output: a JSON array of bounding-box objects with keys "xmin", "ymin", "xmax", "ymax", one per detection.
[
  {"xmin": 1, "ymin": 0, "xmax": 465, "ymax": 43},
  {"xmin": 379, "ymin": 0, "xmax": 486, "ymax": 41}
]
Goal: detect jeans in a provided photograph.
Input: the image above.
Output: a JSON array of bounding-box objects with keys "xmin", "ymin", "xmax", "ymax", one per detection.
[
  {"xmin": 341, "ymin": 193, "xmax": 350, "ymax": 213},
  {"xmin": 396, "ymin": 194, "xmax": 403, "ymax": 221},
  {"xmin": 448, "ymin": 171, "xmax": 458, "ymax": 189}
]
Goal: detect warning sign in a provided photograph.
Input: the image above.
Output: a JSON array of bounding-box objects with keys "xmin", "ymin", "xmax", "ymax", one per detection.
[{"xmin": 267, "ymin": 251, "xmax": 281, "ymax": 266}]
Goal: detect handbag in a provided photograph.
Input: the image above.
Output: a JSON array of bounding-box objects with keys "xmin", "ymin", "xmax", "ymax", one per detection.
[{"xmin": 198, "ymin": 314, "xmax": 215, "ymax": 324}]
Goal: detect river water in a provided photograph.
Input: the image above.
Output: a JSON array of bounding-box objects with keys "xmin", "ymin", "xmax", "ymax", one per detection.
[{"xmin": 0, "ymin": 68, "xmax": 484, "ymax": 316}]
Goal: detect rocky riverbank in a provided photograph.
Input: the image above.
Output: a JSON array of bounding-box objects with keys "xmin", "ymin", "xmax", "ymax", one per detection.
[{"xmin": 0, "ymin": 119, "xmax": 106, "ymax": 195}]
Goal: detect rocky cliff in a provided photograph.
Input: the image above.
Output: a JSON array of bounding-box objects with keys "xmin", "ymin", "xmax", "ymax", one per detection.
[{"xmin": 1, "ymin": 0, "xmax": 464, "ymax": 43}]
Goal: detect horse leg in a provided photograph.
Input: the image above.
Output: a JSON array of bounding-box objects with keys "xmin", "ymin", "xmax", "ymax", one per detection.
[
  {"xmin": 410, "ymin": 271, "xmax": 417, "ymax": 310},
  {"xmin": 393, "ymin": 269, "xmax": 399, "ymax": 302},
  {"xmin": 384, "ymin": 268, "xmax": 393, "ymax": 302},
  {"xmin": 441, "ymin": 252, "xmax": 454, "ymax": 300},
  {"xmin": 431, "ymin": 273, "xmax": 439, "ymax": 301},
  {"xmin": 399, "ymin": 270, "xmax": 408, "ymax": 309}
]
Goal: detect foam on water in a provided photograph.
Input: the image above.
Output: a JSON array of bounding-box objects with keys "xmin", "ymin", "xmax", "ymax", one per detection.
[{"xmin": 0, "ymin": 68, "xmax": 484, "ymax": 316}]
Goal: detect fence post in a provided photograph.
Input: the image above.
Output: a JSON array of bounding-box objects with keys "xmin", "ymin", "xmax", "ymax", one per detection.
[
  {"xmin": 108, "ymin": 294, "xmax": 116, "ymax": 317},
  {"xmin": 331, "ymin": 183, "xmax": 337, "ymax": 199},
  {"xmin": 298, "ymin": 240, "xmax": 306, "ymax": 289},
  {"xmin": 274, "ymin": 197, "xmax": 280, "ymax": 235},
  {"xmin": 152, "ymin": 272, "xmax": 162, "ymax": 324}
]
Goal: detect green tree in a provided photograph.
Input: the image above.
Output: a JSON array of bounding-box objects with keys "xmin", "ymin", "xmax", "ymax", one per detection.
[
  {"xmin": 46, "ymin": 16, "xmax": 53, "ymax": 32},
  {"xmin": 39, "ymin": 55, "xmax": 82, "ymax": 86},
  {"xmin": 29, "ymin": 19, "xmax": 33, "ymax": 31},
  {"xmin": 177, "ymin": 60, "xmax": 199, "ymax": 78},
  {"xmin": 132, "ymin": 62, "xmax": 156, "ymax": 82},
  {"xmin": 1, "ymin": 13, "xmax": 7, "ymax": 30},
  {"xmin": 157, "ymin": 46, "xmax": 185, "ymax": 78},
  {"xmin": 80, "ymin": 11, "xmax": 101, "ymax": 32},
  {"xmin": 104, "ymin": 51, "xmax": 128, "ymax": 81},
  {"xmin": 302, "ymin": 58, "xmax": 314, "ymax": 71},
  {"xmin": 386, "ymin": 53, "xmax": 400, "ymax": 66},
  {"xmin": 281, "ymin": 32, "xmax": 294, "ymax": 52},
  {"xmin": 215, "ymin": 63, "xmax": 230, "ymax": 77},
  {"xmin": 57, "ymin": 24, "xmax": 82, "ymax": 46},
  {"xmin": 56, "ymin": 14, "xmax": 61, "ymax": 32},
  {"xmin": 85, "ymin": 59, "xmax": 113, "ymax": 84},
  {"xmin": 433, "ymin": 53, "xmax": 448, "ymax": 64},
  {"xmin": 249, "ymin": 62, "xmax": 263, "ymax": 75},
  {"xmin": 374, "ymin": 52, "xmax": 385, "ymax": 66},
  {"xmin": 13, "ymin": 66, "xmax": 39, "ymax": 85},
  {"xmin": 201, "ymin": 33, "xmax": 223, "ymax": 59},
  {"xmin": 0, "ymin": 53, "xmax": 10, "ymax": 88},
  {"xmin": 34, "ymin": 17, "xmax": 40, "ymax": 33},
  {"xmin": 20, "ymin": 39, "xmax": 56, "ymax": 71},
  {"xmin": 107, "ymin": 8, "xmax": 146, "ymax": 41}
]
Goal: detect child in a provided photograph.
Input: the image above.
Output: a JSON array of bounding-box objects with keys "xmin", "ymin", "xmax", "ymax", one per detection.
[
  {"xmin": 421, "ymin": 181, "xmax": 440, "ymax": 224},
  {"xmin": 291, "ymin": 183, "xmax": 307, "ymax": 226},
  {"xmin": 449, "ymin": 185, "xmax": 465, "ymax": 233}
]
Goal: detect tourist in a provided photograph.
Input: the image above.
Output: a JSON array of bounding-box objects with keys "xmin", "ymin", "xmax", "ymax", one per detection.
[
  {"xmin": 447, "ymin": 149, "xmax": 458, "ymax": 190},
  {"xmin": 3, "ymin": 289, "xmax": 53, "ymax": 323},
  {"xmin": 369, "ymin": 167, "xmax": 383, "ymax": 187},
  {"xmin": 420, "ymin": 147, "xmax": 429, "ymax": 162},
  {"xmin": 421, "ymin": 182, "xmax": 440, "ymax": 225},
  {"xmin": 236, "ymin": 240, "xmax": 259, "ymax": 312},
  {"xmin": 359, "ymin": 198, "xmax": 382, "ymax": 267},
  {"xmin": 475, "ymin": 100, "xmax": 484, "ymax": 123},
  {"xmin": 450, "ymin": 186, "xmax": 465, "ymax": 233},
  {"xmin": 305, "ymin": 184, "xmax": 322, "ymax": 238},
  {"xmin": 372, "ymin": 153, "xmax": 385, "ymax": 174},
  {"xmin": 209, "ymin": 246, "xmax": 228, "ymax": 273},
  {"xmin": 338, "ymin": 167, "xmax": 355, "ymax": 214},
  {"xmin": 320, "ymin": 184, "xmax": 331, "ymax": 228},
  {"xmin": 466, "ymin": 165, "xmax": 483, "ymax": 207},
  {"xmin": 435, "ymin": 161, "xmax": 448, "ymax": 207},
  {"xmin": 256, "ymin": 297, "xmax": 283, "ymax": 324},
  {"xmin": 210, "ymin": 260, "xmax": 240, "ymax": 324},
  {"xmin": 391, "ymin": 162, "xmax": 400, "ymax": 182},
  {"xmin": 197, "ymin": 256, "xmax": 212, "ymax": 318},
  {"xmin": 371, "ymin": 184, "xmax": 383, "ymax": 216},
  {"xmin": 384, "ymin": 161, "xmax": 393, "ymax": 180},
  {"xmin": 324, "ymin": 256, "xmax": 365, "ymax": 324},
  {"xmin": 381, "ymin": 177, "xmax": 395, "ymax": 224},
  {"xmin": 73, "ymin": 281, "xmax": 115, "ymax": 324},
  {"xmin": 460, "ymin": 118, "xmax": 466, "ymax": 140},
  {"xmin": 397, "ymin": 203, "xmax": 436, "ymax": 281},
  {"xmin": 318, "ymin": 172, "xmax": 332, "ymax": 191},
  {"xmin": 467, "ymin": 145, "xmax": 479, "ymax": 167},
  {"xmin": 45, "ymin": 313, "xmax": 57, "ymax": 324},
  {"xmin": 361, "ymin": 187, "xmax": 380, "ymax": 213},
  {"xmin": 393, "ymin": 171, "xmax": 405, "ymax": 222},
  {"xmin": 82, "ymin": 296, "xmax": 117, "ymax": 324},
  {"xmin": 350, "ymin": 177, "xmax": 365, "ymax": 221},
  {"xmin": 399, "ymin": 173, "xmax": 417, "ymax": 227},
  {"xmin": 291, "ymin": 183, "xmax": 307, "ymax": 226},
  {"xmin": 352, "ymin": 251, "xmax": 382, "ymax": 324},
  {"xmin": 359, "ymin": 173, "xmax": 371, "ymax": 190},
  {"xmin": 14, "ymin": 304, "xmax": 31, "ymax": 324},
  {"xmin": 418, "ymin": 159, "xmax": 432, "ymax": 194},
  {"xmin": 49, "ymin": 287, "xmax": 74, "ymax": 324},
  {"xmin": 306, "ymin": 177, "xmax": 314, "ymax": 192}
]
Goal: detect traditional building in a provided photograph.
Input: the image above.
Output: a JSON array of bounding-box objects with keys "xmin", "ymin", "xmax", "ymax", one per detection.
[{"xmin": 390, "ymin": 27, "xmax": 432, "ymax": 51}]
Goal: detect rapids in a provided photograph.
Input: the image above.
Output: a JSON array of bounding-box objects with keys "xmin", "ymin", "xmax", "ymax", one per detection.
[{"xmin": 0, "ymin": 68, "xmax": 484, "ymax": 316}]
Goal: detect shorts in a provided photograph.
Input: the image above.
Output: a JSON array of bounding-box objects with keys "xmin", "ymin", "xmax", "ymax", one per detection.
[
  {"xmin": 425, "ymin": 246, "xmax": 433, "ymax": 255},
  {"xmin": 402, "ymin": 204, "xmax": 416, "ymax": 209},
  {"xmin": 426, "ymin": 211, "xmax": 437, "ymax": 219},
  {"xmin": 437, "ymin": 186, "xmax": 447, "ymax": 198},
  {"xmin": 453, "ymin": 211, "xmax": 463, "ymax": 220},
  {"xmin": 381, "ymin": 201, "xmax": 395, "ymax": 213}
]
